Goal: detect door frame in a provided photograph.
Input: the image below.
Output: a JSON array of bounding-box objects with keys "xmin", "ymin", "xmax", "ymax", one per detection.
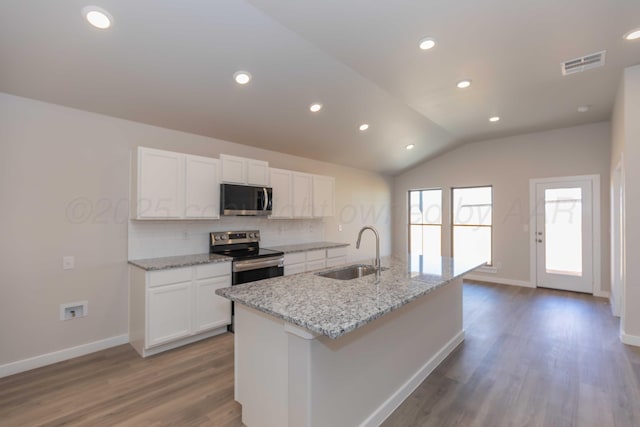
[
  {"xmin": 611, "ymin": 156, "xmax": 625, "ymax": 318},
  {"xmin": 528, "ymin": 174, "xmax": 603, "ymax": 296}
]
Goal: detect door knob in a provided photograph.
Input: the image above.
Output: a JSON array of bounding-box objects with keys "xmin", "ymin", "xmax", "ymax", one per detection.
[{"xmin": 537, "ymin": 239, "xmax": 543, "ymax": 243}]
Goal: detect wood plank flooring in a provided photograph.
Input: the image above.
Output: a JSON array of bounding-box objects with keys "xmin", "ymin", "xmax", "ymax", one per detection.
[{"xmin": 1, "ymin": 281, "xmax": 639, "ymax": 426}]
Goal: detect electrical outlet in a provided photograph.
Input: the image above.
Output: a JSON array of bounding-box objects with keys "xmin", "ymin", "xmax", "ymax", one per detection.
[
  {"xmin": 338, "ymin": 224, "xmax": 343, "ymax": 232},
  {"xmin": 60, "ymin": 301, "xmax": 88, "ymax": 320},
  {"xmin": 63, "ymin": 256, "xmax": 75, "ymax": 270}
]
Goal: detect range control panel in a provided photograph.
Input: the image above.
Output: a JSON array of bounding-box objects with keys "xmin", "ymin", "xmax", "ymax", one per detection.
[{"xmin": 211, "ymin": 230, "xmax": 260, "ymax": 246}]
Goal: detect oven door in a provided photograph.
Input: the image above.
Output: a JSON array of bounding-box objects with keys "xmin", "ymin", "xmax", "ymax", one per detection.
[{"xmin": 233, "ymin": 256, "xmax": 284, "ymax": 285}]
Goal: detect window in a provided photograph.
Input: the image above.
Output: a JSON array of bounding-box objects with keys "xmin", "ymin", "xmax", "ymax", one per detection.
[
  {"xmin": 452, "ymin": 186, "xmax": 492, "ymax": 264},
  {"xmin": 408, "ymin": 189, "xmax": 442, "ymax": 258}
]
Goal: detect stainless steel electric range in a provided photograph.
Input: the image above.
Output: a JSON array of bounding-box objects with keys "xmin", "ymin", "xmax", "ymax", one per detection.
[{"xmin": 210, "ymin": 230, "xmax": 284, "ymax": 331}]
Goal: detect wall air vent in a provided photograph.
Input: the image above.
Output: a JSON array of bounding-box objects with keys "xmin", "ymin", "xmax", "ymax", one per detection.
[{"xmin": 561, "ymin": 50, "xmax": 606, "ymax": 76}]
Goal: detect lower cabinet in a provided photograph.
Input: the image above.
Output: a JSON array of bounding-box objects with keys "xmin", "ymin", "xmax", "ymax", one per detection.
[
  {"xmin": 129, "ymin": 262, "xmax": 231, "ymax": 357},
  {"xmin": 283, "ymin": 246, "xmax": 348, "ymax": 276}
]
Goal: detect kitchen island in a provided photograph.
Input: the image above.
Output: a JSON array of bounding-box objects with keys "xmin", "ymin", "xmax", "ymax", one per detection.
[{"xmin": 216, "ymin": 256, "xmax": 484, "ymax": 427}]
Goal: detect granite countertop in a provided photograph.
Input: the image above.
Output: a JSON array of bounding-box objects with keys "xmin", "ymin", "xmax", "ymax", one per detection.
[
  {"xmin": 216, "ymin": 255, "xmax": 485, "ymax": 339},
  {"xmin": 128, "ymin": 253, "xmax": 230, "ymax": 271},
  {"xmin": 265, "ymin": 241, "xmax": 349, "ymax": 254}
]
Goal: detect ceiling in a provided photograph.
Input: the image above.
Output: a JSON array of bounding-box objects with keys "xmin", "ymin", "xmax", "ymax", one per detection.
[{"xmin": 1, "ymin": 0, "xmax": 639, "ymax": 175}]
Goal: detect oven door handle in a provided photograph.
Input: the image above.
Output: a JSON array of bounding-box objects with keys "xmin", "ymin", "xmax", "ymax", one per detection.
[{"xmin": 233, "ymin": 257, "xmax": 284, "ymax": 273}]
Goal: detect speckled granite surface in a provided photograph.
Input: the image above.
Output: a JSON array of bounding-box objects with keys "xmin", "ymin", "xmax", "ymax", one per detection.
[
  {"xmin": 265, "ymin": 242, "xmax": 349, "ymax": 254},
  {"xmin": 216, "ymin": 256, "xmax": 485, "ymax": 339},
  {"xmin": 128, "ymin": 253, "xmax": 230, "ymax": 270}
]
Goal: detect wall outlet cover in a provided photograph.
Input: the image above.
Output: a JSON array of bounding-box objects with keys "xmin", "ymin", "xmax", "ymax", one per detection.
[{"xmin": 60, "ymin": 301, "xmax": 88, "ymax": 320}]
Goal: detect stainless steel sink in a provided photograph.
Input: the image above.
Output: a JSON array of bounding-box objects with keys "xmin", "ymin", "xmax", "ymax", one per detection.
[{"xmin": 316, "ymin": 264, "xmax": 386, "ymax": 280}]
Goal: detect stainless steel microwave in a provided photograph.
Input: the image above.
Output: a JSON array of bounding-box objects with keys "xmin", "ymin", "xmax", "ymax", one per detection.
[{"xmin": 220, "ymin": 184, "xmax": 272, "ymax": 216}]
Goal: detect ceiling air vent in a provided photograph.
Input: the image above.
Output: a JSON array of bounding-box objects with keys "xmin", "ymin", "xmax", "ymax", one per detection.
[{"xmin": 561, "ymin": 50, "xmax": 606, "ymax": 76}]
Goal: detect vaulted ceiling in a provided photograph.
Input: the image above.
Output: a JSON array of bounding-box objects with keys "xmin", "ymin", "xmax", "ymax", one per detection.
[{"xmin": 1, "ymin": 0, "xmax": 639, "ymax": 174}]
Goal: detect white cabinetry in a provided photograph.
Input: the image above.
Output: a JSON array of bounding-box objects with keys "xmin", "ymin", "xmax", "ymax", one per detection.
[
  {"xmin": 326, "ymin": 246, "xmax": 348, "ymax": 268},
  {"xmin": 134, "ymin": 147, "xmax": 220, "ymax": 220},
  {"xmin": 292, "ymin": 172, "xmax": 313, "ymax": 218},
  {"xmin": 283, "ymin": 246, "xmax": 348, "ymax": 276},
  {"xmin": 269, "ymin": 168, "xmax": 293, "ymax": 219},
  {"xmin": 220, "ymin": 154, "xmax": 269, "ymax": 186},
  {"xmin": 129, "ymin": 262, "xmax": 231, "ymax": 357},
  {"xmin": 136, "ymin": 148, "xmax": 184, "ymax": 218},
  {"xmin": 312, "ymin": 175, "xmax": 335, "ymax": 217},
  {"xmin": 185, "ymin": 155, "xmax": 220, "ymax": 219}
]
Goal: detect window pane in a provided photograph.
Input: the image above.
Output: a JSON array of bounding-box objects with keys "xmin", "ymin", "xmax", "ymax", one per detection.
[
  {"xmin": 410, "ymin": 225, "xmax": 441, "ymax": 258},
  {"xmin": 545, "ymin": 188, "xmax": 582, "ymax": 276},
  {"xmin": 409, "ymin": 189, "xmax": 442, "ymax": 225},
  {"xmin": 453, "ymin": 226, "xmax": 491, "ymax": 264},
  {"xmin": 453, "ymin": 187, "xmax": 492, "ymax": 225}
]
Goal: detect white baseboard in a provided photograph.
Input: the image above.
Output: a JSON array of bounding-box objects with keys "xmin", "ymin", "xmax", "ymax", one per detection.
[
  {"xmin": 593, "ymin": 290, "xmax": 610, "ymax": 298},
  {"xmin": 360, "ymin": 330, "xmax": 465, "ymax": 427},
  {"xmin": 464, "ymin": 274, "xmax": 535, "ymax": 288},
  {"xmin": 621, "ymin": 330, "xmax": 640, "ymax": 347},
  {"xmin": 0, "ymin": 334, "xmax": 129, "ymax": 379}
]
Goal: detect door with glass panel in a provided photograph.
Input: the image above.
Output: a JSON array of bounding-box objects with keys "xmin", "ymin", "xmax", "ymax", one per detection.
[{"xmin": 535, "ymin": 180, "xmax": 593, "ymax": 293}]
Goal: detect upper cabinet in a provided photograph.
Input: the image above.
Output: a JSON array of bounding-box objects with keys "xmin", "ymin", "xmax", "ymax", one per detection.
[
  {"xmin": 269, "ymin": 168, "xmax": 293, "ymax": 219},
  {"xmin": 220, "ymin": 154, "xmax": 269, "ymax": 186},
  {"xmin": 312, "ymin": 175, "xmax": 335, "ymax": 217},
  {"xmin": 269, "ymin": 168, "xmax": 335, "ymax": 219},
  {"xmin": 185, "ymin": 155, "xmax": 220, "ymax": 219},
  {"xmin": 292, "ymin": 172, "xmax": 313, "ymax": 218},
  {"xmin": 133, "ymin": 147, "xmax": 219, "ymax": 220}
]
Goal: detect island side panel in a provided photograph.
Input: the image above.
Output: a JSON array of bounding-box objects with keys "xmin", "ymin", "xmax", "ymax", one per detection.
[
  {"xmin": 235, "ymin": 305, "xmax": 289, "ymax": 427},
  {"xmin": 305, "ymin": 277, "xmax": 463, "ymax": 427},
  {"xmin": 234, "ymin": 277, "xmax": 463, "ymax": 427}
]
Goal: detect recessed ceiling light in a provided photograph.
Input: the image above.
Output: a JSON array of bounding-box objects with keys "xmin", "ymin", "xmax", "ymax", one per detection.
[
  {"xmin": 309, "ymin": 103, "xmax": 323, "ymax": 113},
  {"xmin": 577, "ymin": 105, "xmax": 590, "ymax": 113},
  {"xmin": 457, "ymin": 80, "xmax": 472, "ymax": 89},
  {"xmin": 233, "ymin": 71, "xmax": 252, "ymax": 85},
  {"xmin": 359, "ymin": 124, "xmax": 369, "ymax": 131},
  {"xmin": 419, "ymin": 37, "xmax": 436, "ymax": 50},
  {"xmin": 406, "ymin": 144, "xmax": 415, "ymax": 150},
  {"xmin": 489, "ymin": 116, "xmax": 500, "ymax": 122},
  {"xmin": 624, "ymin": 28, "xmax": 640, "ymax": 40},
  {"xmin": 82, "ymin": 6, "xmax": 112, "ymax": 29}
]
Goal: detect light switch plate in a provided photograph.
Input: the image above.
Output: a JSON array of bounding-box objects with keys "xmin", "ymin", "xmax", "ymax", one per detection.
[{"xmin": 63, "ymin": 256, "xmax": 75, "ymax": 270}]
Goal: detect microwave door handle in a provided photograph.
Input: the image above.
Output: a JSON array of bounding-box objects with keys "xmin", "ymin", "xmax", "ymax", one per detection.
[{"xmin": 263, "ymin": 187, "xmax": 268, "ymax": 211}]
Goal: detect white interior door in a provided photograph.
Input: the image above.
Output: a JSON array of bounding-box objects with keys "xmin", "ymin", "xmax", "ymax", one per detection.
[{"xmin": 535, "ymin": 179, "xmax": 593, "ymax": 293}]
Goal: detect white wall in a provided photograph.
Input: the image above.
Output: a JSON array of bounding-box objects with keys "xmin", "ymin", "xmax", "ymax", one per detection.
[
  {"xmin": 393, "ymin": 122, "xmax": 611, "ymax": 291},
  {"xmin": 0, "ymin": 92, "xmax": 392, "ymax": 367},
  {"xmin": 611, "ymin": 64, "xmax": 640, "ymax": 343}
]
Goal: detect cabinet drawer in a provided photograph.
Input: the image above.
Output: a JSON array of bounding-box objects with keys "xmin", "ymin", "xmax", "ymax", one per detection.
[
  {"xmin": 326, "ymin": 256, "xmax": 347, "ymax": 268},
  {"xmin": 285, "ymin": 252, "xmax": 306, "ymax": 265},
  {"xmin": 306, "ymin": 249, "xmax": 326, "ymax": 261},
  {"xmin": 327, "ymin": 247, "xmax": 347, "ymax": 259},
  {"xmin": 306, "ymin": 259, "xmax": 326, "ymax": 272},
  {"xmin": 284, "ymin": 262, "xmax": 306, "ymax": 276},
  {"xmin": 195, "ymin": 262, "xmax": 231, "ymax": 279},
  {"xmin": 148, "ymin": 267, "xmax": 192, "ymax": 287}
]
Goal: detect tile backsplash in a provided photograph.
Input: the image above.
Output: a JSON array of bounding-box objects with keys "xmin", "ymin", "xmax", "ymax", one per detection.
[{"xmin": 128, "ymin": 217, "xmax": 325, "ymax": 260}]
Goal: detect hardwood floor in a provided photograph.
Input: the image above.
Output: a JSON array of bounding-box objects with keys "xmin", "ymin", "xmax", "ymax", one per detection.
[
  {"xmin": 383, "ymin": 282, "xmax": 640, "ymax": 427},
  {"xmin": 0, "ymin": 333, "xmax": 242, "ymax": 427},
  {"xmin": 1, "ymin": 281, "xmax": 639, "ymax": 426}
]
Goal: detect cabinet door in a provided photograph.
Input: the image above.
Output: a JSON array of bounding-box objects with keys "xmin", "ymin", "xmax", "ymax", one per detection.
[
  {"xmin": 305, "ymin": 259, "xmax": 326, "ymax": 272},
  {"xmin": 193, "ymin": 276, "xmax": 231, "ymax": 332},
  {"xmin": 138, "ymin": 147, "xmax": 184, "ymax": 218},
  {"xmin": 312, "ymin": 175, "xmax": 335, "ymax": 217},
  {"xmin": 147, "ymin": 282, "xmax": 191, "ymax": 347},
  {"xmin": 269, "ymin": 168, "xmax": 293, "ymax": 219},
  {"xmin": 285, "ymin": 262, "xmax": 306, "ymax": 276},
  {"xmin": 247, "ymin": 159, "xmax": 269, "ymax": 186},
  {"xmin": 220, "ymin": 154, "xmax": 246, "ymax": 184},
  {"xmin": 185, "ymin": 156, "xmax": 219, "ymax": 219},
  {"xmin": 292, "ymin": 172, "xmax": 313, "ymax": 218}
]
